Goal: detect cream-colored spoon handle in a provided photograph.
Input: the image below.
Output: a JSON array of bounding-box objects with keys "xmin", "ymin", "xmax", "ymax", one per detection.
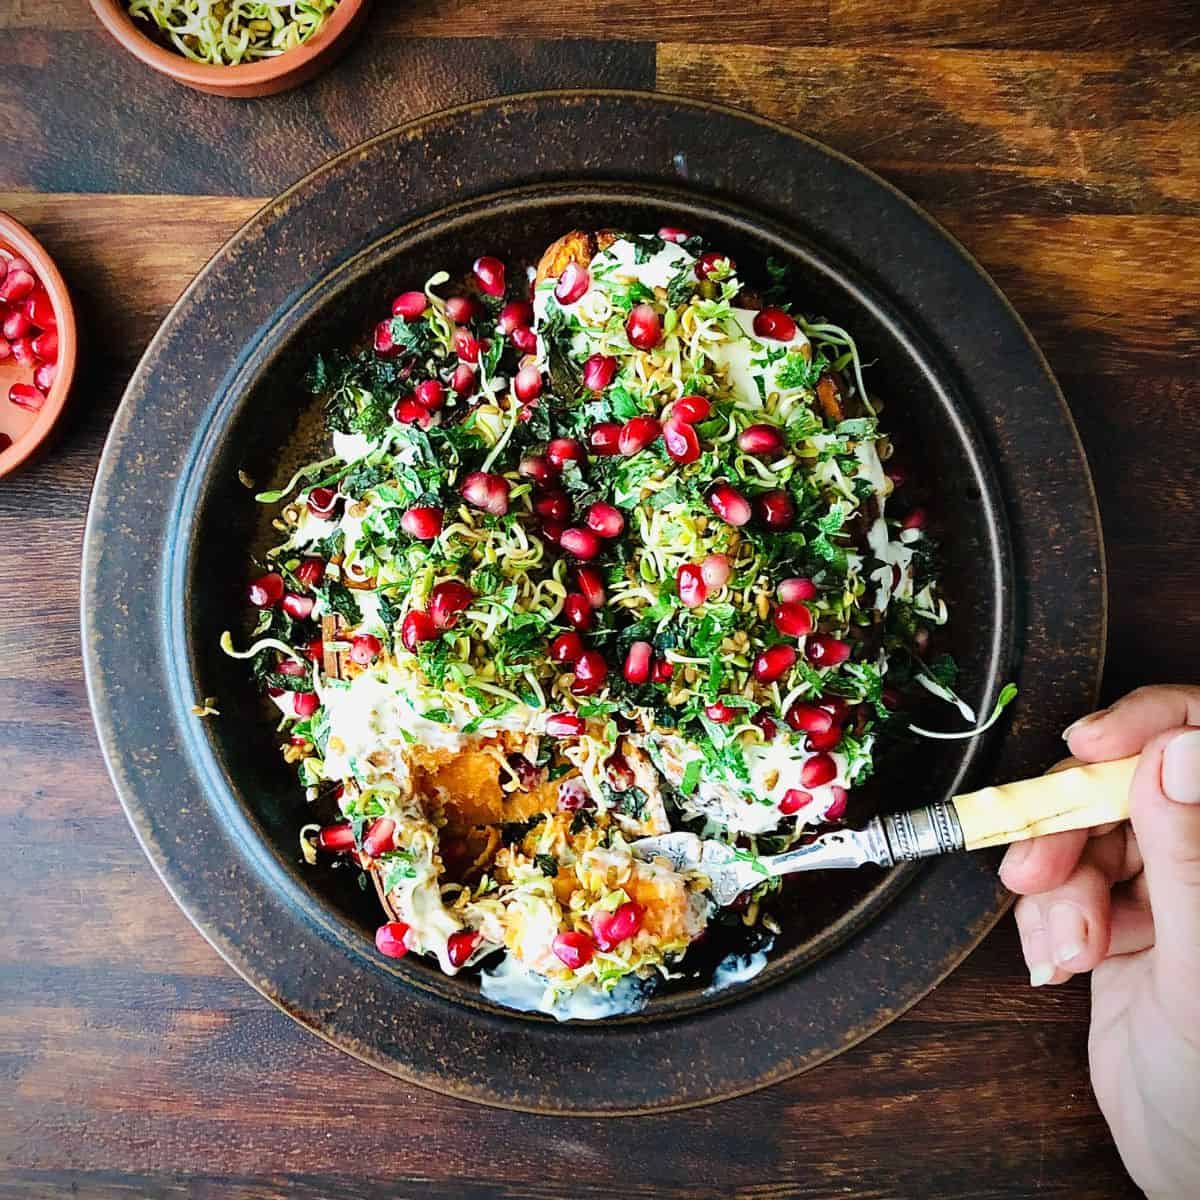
[{"xmin": 952, "ymin": 756, "xmax": 1138, "ymax": 850}]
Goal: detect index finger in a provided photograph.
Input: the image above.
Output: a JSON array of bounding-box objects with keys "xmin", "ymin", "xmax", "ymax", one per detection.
[{"xmin": 1067, "ymin": 685, "xmax": 1200, "ymax": 762}]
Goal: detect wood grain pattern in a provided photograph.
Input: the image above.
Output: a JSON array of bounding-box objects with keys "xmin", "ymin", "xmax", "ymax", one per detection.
[{"xmin": 1, "ymin": 3, "xmax": 1196, "ymax": 1196}]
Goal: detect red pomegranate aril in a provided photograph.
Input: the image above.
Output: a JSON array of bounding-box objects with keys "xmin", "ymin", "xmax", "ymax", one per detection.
[
  {"xmin": 562, "ymin": 593, "xmax": 593, "ymax": 631},
  {"xmin": 390, "ymin": 290, "xmax": 428, "ymax": 320},
  {"xmin": 554, "ymin": 262, "xmax": 590, "ymax": 305},
  {"xmin": 518, "ymin": 455, "xmax": 554, "ymax": 483},
  {"xmin": 277, "ymin": 657, "xmax": 307, "ymax": 678},
  {"xmin": 445, "ymin": 295, "xmax": 480, "ymax": 324},
  {"xmin": 801, "ymin": 754, "xmax": 838, "ymax": 789},
  {"xmin": 317, "ymin": 822, "xmax": 356, "ymax": 853},
  {"xmin": 553, "ymin": 930, "xmax": 594, "ymax": 969},
  {"xmin": 373, "ymin": 319, "xmax": 402, "ymax": 358},
  {"xmin": 453, "ymin": 327, "xmax": 480, "ymax": 363},
  {"xmin": 785, "ymin": 702, "xmax": 834, "ymax": 734},
  {"xmin": 401, "ymin": 609, "xmax": 437, "ymax": 650},
  {"xmin": 825, "ymin": 786, "xmax": 850, "ymax": 822},
  {"xmin": 451, "ymin": 362, "xmax": 476, "ymax": 397},
  {"xmin": 705, "ymin": 702, "xmax": 736, "ymax": 724},
  {"xmin": 652, "ymin": 660, "xmax": 674, "ymax": 683},
  {"xmin": 546, "ymin": 437, "xmax": 585, "ymax": 470},
  {"xmin": 402, "ymin": 505, "xmax": 444, "ymax": 540},
  {"xmin": 2, "ymin": 309, "xmax": 29, "ymax": 341},
  {"xmin": 738, "ymin": 424, "xmax": 785, "ymax": 456},
  {"xmin": 561, "ymin": 527, "xmax": 601, "ymax": 560},
  {"xmin": 282, "ymin": 593, "xmax": 315, "ymax": 620},
  {"xmin": 819, "ymin": 695, "xmax": 851, "ymax": 723},
  {"xmin": 695, "ymin": 251, "xmax": 735, "ymax": 280},
  {"xmin": 658, "ymin": 226, "xmax": 692, "ymax": 243},
  {"xmin": 807, "ymin": 725, "xmax": 843, "ymax": 752},
  {"xmin": 576, "ymin": 566, "xmax": 606, "ymax": 609},
  {"xmin": 375, "ymin": 922, "xmax": 411, "ymax": 959},
  {"xmin": 779, "ymin": 789, "xmax": 812, "ymax": 816},
  {"xmin": 296, "ymin": 557, "xmax": 325, "ymax": 588},
  {"xmin": 10, "ymin": 338, "xmax": 35, "ymax": 368},
  {"xmin": 535, "ymin": 491, "xmax": 571, "ymax": 522},
  {"xmin": 36, "ymin": 361, "xmax": 57, "ymax": 393},
  {"xmin": 774, "ymin": 601, "xmax": 814, "ymax": 638},
  {"xmin": 540, "ymin": 519, "xmax": 566, "ymax": 544},
  {"xmin": 498, "ymin": 300, "xmax": 533, "ymax": 334},
  {"xmin": 663, "ymin": 417, "xmax": 701, "ymax": 464},
  {"xmin": 752, "ymin": 709, "xmax": 779, "ymax": 740},
  {"xmin": 515, "ymin": 363, "xmax": 543, "ymax": 402},
  {"xmin": 307, "ymin": 489, "xmax": 339, "ymax": 522},
  {"xmin": 24, "ymin": 291, "xmax": 56, "ymax": 330},
  {"xmin": 0, "ymin": 269, "xmax": 34, "ymax": 304},
  {"xmin": 619, "ymin": 414, "xmax": 661, "ymax": 455},
  {"xmin": 625, "ymin": 304, "xmax": 662, "ymax": 351},
  {"xmin": 572, "ymin": 650, "xmax": 608, "ymax": 694},
  {"xmin": 676, "ymin": 562, "xmax": 708, "ymax": 609},
  {"xmin": 460, "ymin": 470, "xmax": 510, "ymax": 516},
  {"xmin": 606, "ymin": 754, "xmax": 636, "ymax": 790},
  {"xmin": 902, "ymin": 508, "xmax": 928, "ymax": 531},
  {"xmin": 757, "ymin": 489, "xmax": 795, "ymax": 529},
  {"xmin": 754, "ymin": 644, "xmax": 797, "ymax": 682},
  {"xmin": 585, "ymin": 502, "xmax": 624, "ymax": 539},
  {"xmin": 293, "ymin": 690, "xmax": 320, "ymax": 717},
  {"xmin": 623, "ymin": 641, "xmax": 653, "ymax": 684},
  {"xmin": 806, "ymin": 635, "xmax": 852, "ymax": 667},
  {"xmin": 546, "ymin": 712, "xmax": 586, "ymax": 737},
  {"xmin": 583, "ymin": 353, "xmax": 617, "ymax": 393},
  {"xmin": 708, "ymin": 483, "xmax": 752, "ymax": 527},
  {"xmin": 700, "ymin": 554, "xmax": 731, "ymax": 589},
  {"xmin": 447, "ymin": 929, "xmax": 481, "ymax": 968},
  {"xmin": 413, "ymin": 378, "xmax": 445, "ymax": 411},
  {"xmin": 551, "ymin": 631, "xmax": 585, "ymax": 664},
  {"xmin": 592, "ymin": 901, "xmax": 644, "ymax": 950},
  {"xmin": 393, "ymin": 396, "xmax": 432, "ymax": 427},
  {"xmin": 33, "ymin": 328, "xmax": 59, "ymax": 364},
  {"xmin": 362, "ymin": 817, "xmax": 396, "ymax": 858},
  {"xmin": 589, "ymin": 421, "xmax": 622, "ymax": 456},
  {"xmin": 511, "ymin": 325, "xmax": 537, "ymax": 354},
  {"xmin": 673, "ymin": 394, "xmax": 711, "ymax": 423},
  {"xmin": 8, "ymin": 382, "xmax": 43, "ymax": 412},
  {"xmin": 429, "ymin": 580, "xmax": 474, "ymax": 630},
  {"xmin": 472, "ymin": 255, "xmax": 506, "ymax": 297},
  {"xmin": 307, "ymin": 638, "xmax": 324, "ymax": 663},
  {"xmin": 753, "ymin": 307, "xmax": 798, "ymax": 341},
  {"xmin": 350, "ymin": 634, "xmax": 382, "ymax": 665},
  {"xmin": 779, "ymin": 577, "xmax": 817, "ymax": 603},
  {"xmin": 248, "ymin": 572, "xmax": 284, "ymax": 607}
]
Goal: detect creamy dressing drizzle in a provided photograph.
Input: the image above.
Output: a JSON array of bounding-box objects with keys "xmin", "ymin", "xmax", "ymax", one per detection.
[{"xmin": 480, "ymin": 954, "xmax": 650, "ymax": 1021}]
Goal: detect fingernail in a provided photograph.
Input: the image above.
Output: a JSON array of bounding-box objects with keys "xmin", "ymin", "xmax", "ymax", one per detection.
[
  {"xmin": 1029, "ymin": 962, "xmax": 1055, "ymax": 987},
  {"xmin": 1048, "ymin": 902, "xmax": 1088, "ymax": 966},
  {"xmin": 1000, "ymin": 839, "xmax": 1032, "ymax": 878},
  {"xmin": 1063, "ymin": 709, "xmax": 1107, "ymax": 742},
  {"xmin": 1163, "ymin": 730, "xmax": 1200, "ymax": 805}
]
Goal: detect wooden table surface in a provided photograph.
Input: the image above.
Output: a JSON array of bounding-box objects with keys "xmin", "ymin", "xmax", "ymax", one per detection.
[{"xmin": 2, "ymin": 2, "xmax": 1197, "ymax": 1197}]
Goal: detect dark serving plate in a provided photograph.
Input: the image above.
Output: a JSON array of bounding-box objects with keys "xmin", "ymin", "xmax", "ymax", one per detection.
[{"xmin": 82, "ymin": 91, "xmax": 1104, "ymax": 1114}]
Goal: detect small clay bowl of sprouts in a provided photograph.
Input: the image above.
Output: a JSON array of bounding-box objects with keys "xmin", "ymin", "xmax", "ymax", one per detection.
[{"xmin": 88, "ymin": 0, "xmax": 370, "ymax": 98}]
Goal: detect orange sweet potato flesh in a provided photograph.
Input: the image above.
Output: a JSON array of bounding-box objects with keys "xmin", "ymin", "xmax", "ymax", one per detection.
[{"xmin": 534, "ymin": 229, "xmax": 619, "ymax": 285}]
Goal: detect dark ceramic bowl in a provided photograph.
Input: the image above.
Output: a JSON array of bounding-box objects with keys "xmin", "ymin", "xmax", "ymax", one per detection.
[{"xmin": 83, "ymin": 92, "xmax": 1104, "ymax": 1114}]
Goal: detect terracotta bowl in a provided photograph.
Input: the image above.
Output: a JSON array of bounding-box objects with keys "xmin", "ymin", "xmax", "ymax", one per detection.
[
  {"xmin": 0, "ymin": 214, "xmax": 76, "ymax": 480},
  {"xmin": 87, "ymin": 0, "xmax": 370, "ymax": 98}
]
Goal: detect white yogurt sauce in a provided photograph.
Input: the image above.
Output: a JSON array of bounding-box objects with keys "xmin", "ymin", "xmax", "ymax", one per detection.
[
  {"xmin": 705, "ymin": 944, "xmax": 773, "ymax": 995},
  {"xmin": 706, "ymin": 308, "xmax": 810, "ymax": 405},
  {"xmin": 480, "ymin": 954, "xmax": 650, "ymax": 1021}
]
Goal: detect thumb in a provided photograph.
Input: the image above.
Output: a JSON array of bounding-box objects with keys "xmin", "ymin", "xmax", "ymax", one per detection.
[{"xmin": 1132, "ymin": 727, "xmax": 1200, "ymax": 1012}]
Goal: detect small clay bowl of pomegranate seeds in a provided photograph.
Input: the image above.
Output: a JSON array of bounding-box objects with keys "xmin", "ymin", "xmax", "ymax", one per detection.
[{"xmin": 0, "ymin": 213, "xmax": 77, "ymax": 480}]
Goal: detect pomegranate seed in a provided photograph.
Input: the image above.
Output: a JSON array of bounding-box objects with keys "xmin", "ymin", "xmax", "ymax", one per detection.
[
  {"xmin": 700, "ymin": 554, "xmax": 731, "ymax": 589},
  {"xmin": 658, "ymin": 226, "xmax": 692, "ymax": 243},
  {"xmin": 807, "ymin": 725, "xmax": 843, "ymax": 752},
  {"xmin": 560, "ymin": 527, "xmax": 601, "ymax": 560},
  {"xmin": 754, "ymin": 644, "xmax": 797, "ymax": 682},
  {"xmin": 619, "ymin": 415, "xmax": 661, "ymax": 455},
  {"xmin": 296, "ymin": 557, "xmax": 325, "ymax": 588},
  {"xmin": 673, "ymin": 394, "xmax": 711, "ymax": 423},
  {"xmin": 583, "ymin": 353, "xmax": 618, "ymax": 393},
  {"xmin": 401, "ymin": 609, "xmax": 437, "ymax": 650},
  {"xmin": 282, "ymin": 593, "xmax": 315, "ymax": 620},
  {"xmin": 375, "ymin": 922, "xmax": 411, "ymax": 958},
  {"xmin": 606, "ymin": 754, "xmax": 636, "ymax": 790},
  {"xmin": 779, "ymin": 577, "xmax": 817, "ymax": 603},
  {"xmin": 589, "ymin": 421, "xmax": 622, "ymax": 456},
  {"xmin": 306, "ymin": 487, "xmax": 339, "ymax": 518},
  {"xmin": 663, "ymin": 417, "xmax": 700, "ymax": 464},
  {"xmin": 10, "ymin": 338, "xmax": 35, "ymax": 368},
  {"xmin": 765, "ymin": 491, "xmax": 804, "ymax": 535},
  {"xmin": 695, "ymin": 251, "xmax": 735, "ymax": 280},
  {"xmin": 624, "ymin": 641, "xmax": 653, "ymax": 684},
  {"xmin": 576, "ymin": 566, "xmax": 606, "ymax": 609},
  {"xmin": 551, "ymin": 631, "xmax": 585, "ymax": 664},
  {"xmin": 350, "ymin": 634, "xmax": 382, "ymax": 665},
  {"xmin": 0, "ymin": 270, "xmax": 34, "ymax": 304},
  {"xmin": 429, "ymin": 580, "xmax": 474, "ymax": 630},
  {"xmin": 277, "ymin": 657, "xmax": 307, "ymax": 678},
  {"xmin": 554, "ymin": 262, "xmax": 590, "ymax": 304},
  {"xmin": 8, "ymin": 382, "xmax": 43, "ymax": 412},
  {"xmin": 825, "ymin": 786, "xmax": 850, "ymax": 821},
  {"xmin": 317, "ymin": 822, "xmax": 355, "ymax": 853},
  {"xmin": 447, "ymin": 929, "xmax": 481, "ymax": 968},
  {"xmin": 774, "ymin": 601, "xmax": 814, "ymax": 638},
  {"xmin": 24, "ymin": 291, "xmax": 56, "ymax": 330},
  {"xmin": 498, "ymin": 300, "xmax": 533, "ymax": 334},
  {"xmin": 535, "ymin": 491, "xmax": 571, "ymax": 522},
  {"xmin": 625, "ymin": 304, "xmax": 662, "ymax": 351},
  {"xmin": 592, "ymin": 901, "xmax": 644, "ymax": 950},
  {"xmin": 572, "ymin": 650, "xmax": 608, "ymax": 694},
  {"xmin": 307, "ymin": 638, "xmax": 324, "ymax": 663},
  {"xmin": 363, "ymin": 817, "xmax": 396, "ymax": 857},
  {"xmin": 402, "ymin": 505, "xmax": 444, "ymax": 540},
  {"xmin": 0, "ymin": 339, "xmax": 9, "ymax": 361},
  {"xmin": 677, "ymin": 562, "xmax": 708, "ymax": 608},
  {"xmin": 293, "ymin": 691, "xmax": 320, "ymax": 717},
  {"xmin": 472, "ymin": 256, "xmax": 506, "ymax": 297},
  {"xmin": 453, "ymin": 327, "xmax": 480, "ymax": 363},
  {"xmin": 738, "ymin": 424, "xmax": 785, "ymax": 456},
  {"xmin": 451, "ymin": 362, "xmax": 476, "ymax": 397},
  {"xmin": 393, "ymin": 395, "xmax": 433, "ymax": 427},
  {"xmin": 779, "ymin": 789, "xmax": 812, "ymax": 815},
  {"xmin": 752, "ymin": 709, "xmax": 778, "ymax": 739},
  {"xmin": 707, "ymin": 483, "xmax": 752, "ymax": 526},
  {"xmin": 248, "ymin": 572, "xmax": 284, "ymax": 607},
  {"xmin": 546, "ymin": 712, "xmax": 586, "ymax": 737},
  {"xmin": 652, "ymin": 660, "xmax": 674, "ymax": 683},
  {"xmin": 33, "ymin": 362, "xmax": 55, "ymax": 394},
  {"xmin": 585, "ymin": 502, "xmax": 624, "ymax": 539},
  {"xmin": 806, "ymin": 635, "xmax": 852, "ymax": 667},
  {"xmin": 553, "ymin": 930, "xmax": 594, "ymax": 969},
  {"xmin": 705, "ymin": 702, "xmax": 736, "ymax": 723},
  {"xmin": 446, "ymin": 296, "xmax": 480, "ymax": 324},
  {"xmin": 413, "ymin": 379, "xmax": 445, "ymax": 411},
  {"xmin": 801, "ymin": 754, "xmax": 837, "ymax": 789},
  {"xmin": 5, "ymin": 257, "xmax": 31, "ymax": 274},
  {"xmin": 373, "ymin": 319, "xmax": 402, "ymax": 357},
  {"xmin": 460, "ymin": 470, "xmax": 510, "ymax": 516},
  {"xmin": 902, "ymin": 508, "xmax": 928, "ymax": 531},
  {"xmin": 785, "ymin": 702, "xmax": 834, "ymax": 734},
  {"xmin": 563, "ymin": 593, "xmax": 593, "ymax": 631},
  {"xmin": 820, "ymin": 695, "xmax": 851, "ymax": 722},
  {"xmin": 511, "ymin": 326, "xmax": 537, "ymax": 354},
  {"xmin": 546, "ymin": 437, "xmax": 586, "ymax": 469},
  {"xmin": 515, "ymin": 363, "xmax": 543, "ymax": 402},
  {"xmin": 519, "ymin": 454, "xmax": 555, "ymax": 483},
  {"xmin": 2, "ymin": 309, "xmax": 29, "ymax": 340},
  {"xmin": 391, "ymin": 291, "xmax": 428, "ymax": 320},
  {"xmin": 753, "ymin": 307, "xmax": 798, "ymax": 341}
]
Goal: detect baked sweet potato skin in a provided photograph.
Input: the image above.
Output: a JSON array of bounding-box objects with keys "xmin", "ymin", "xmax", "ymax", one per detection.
[{"xmin": 534, "ymin": 229, "xmax": 619, "ymax": 285}]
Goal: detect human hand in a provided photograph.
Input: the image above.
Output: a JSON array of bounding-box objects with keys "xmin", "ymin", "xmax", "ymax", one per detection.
[{"xmin": 999, "ymin": 686, "xmax": 1200, "ymax": 1199}]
